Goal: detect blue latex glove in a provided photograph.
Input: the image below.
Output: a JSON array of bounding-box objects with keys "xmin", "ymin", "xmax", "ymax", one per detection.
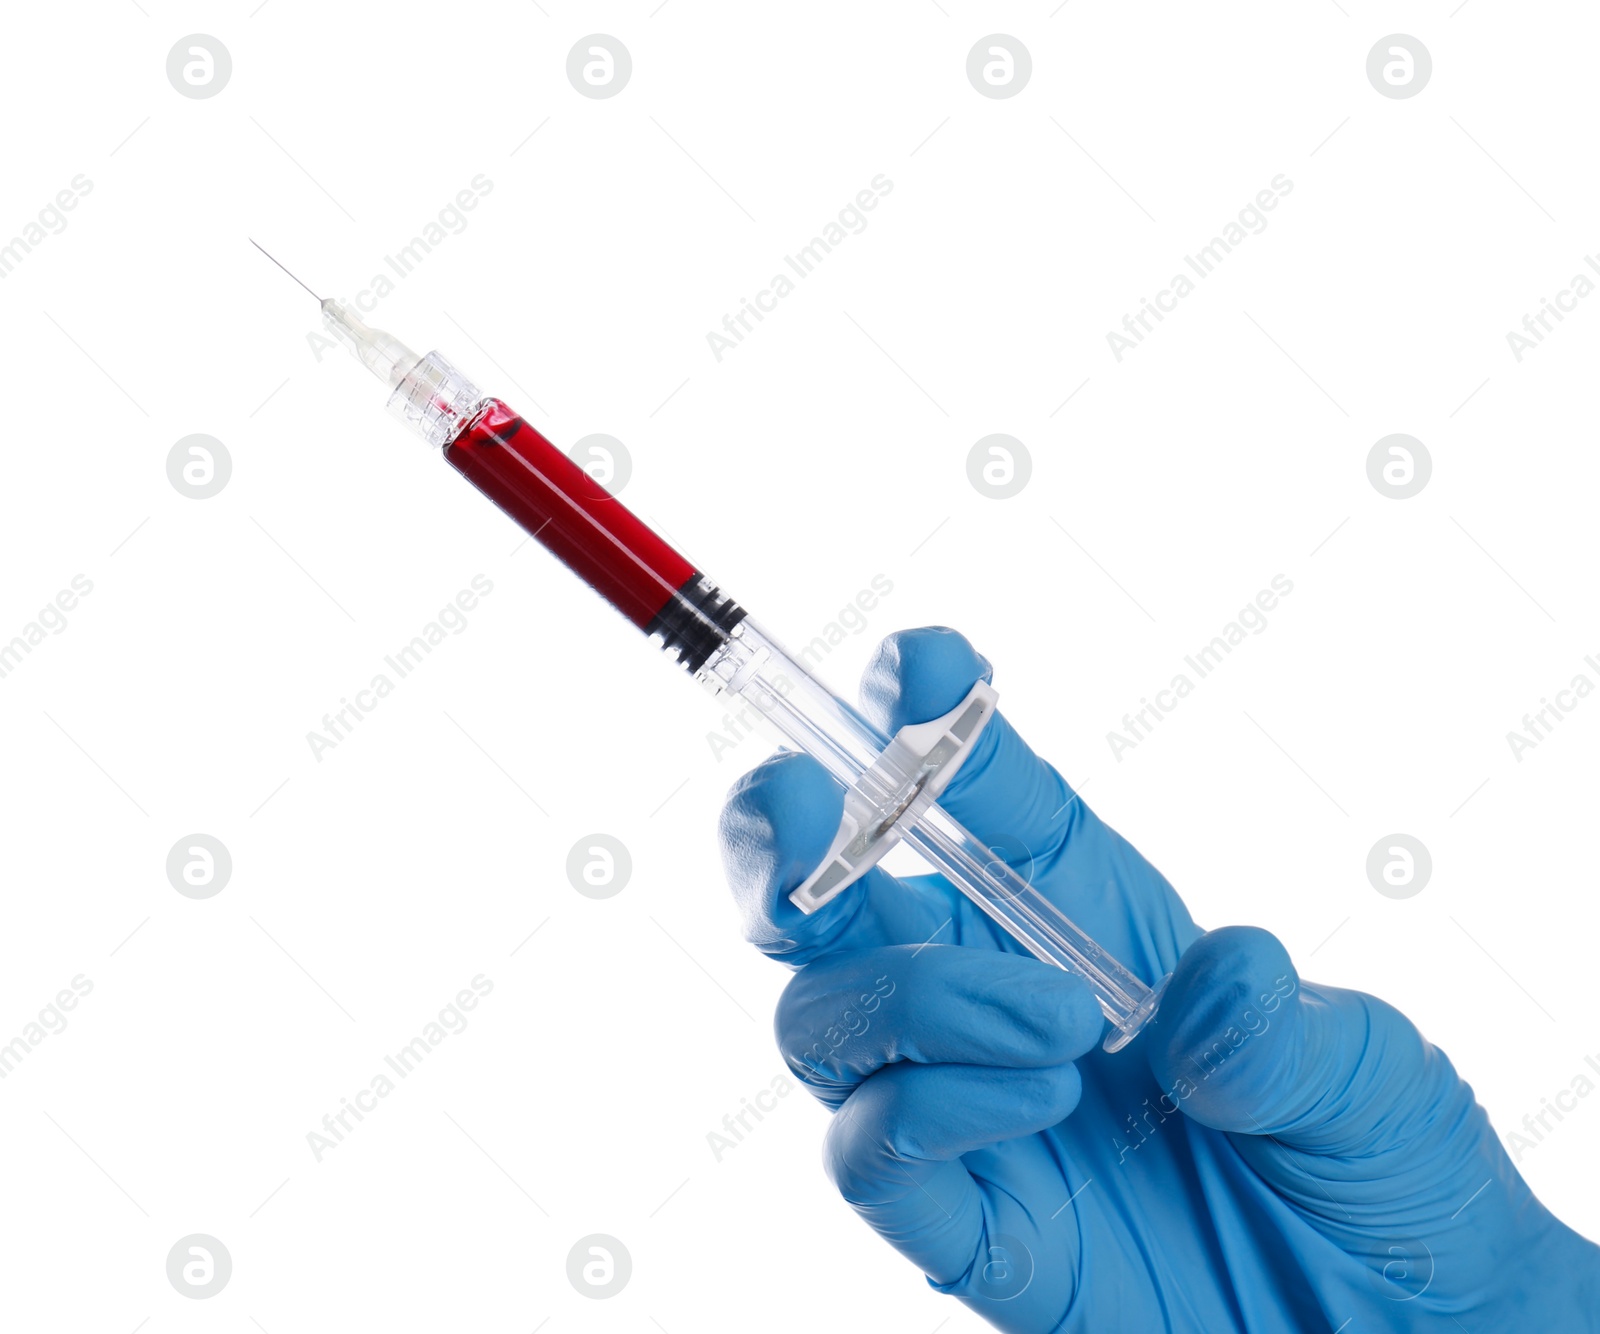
[{"xmin": 718, "ymin": 627, "xmax": 1600, "ymax": 1332}]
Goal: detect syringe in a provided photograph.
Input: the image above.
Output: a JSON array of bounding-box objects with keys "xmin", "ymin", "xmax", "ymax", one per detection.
[{"xmin": 263, "ymin": 248, "xmax": 1169, "ymax": 1051}]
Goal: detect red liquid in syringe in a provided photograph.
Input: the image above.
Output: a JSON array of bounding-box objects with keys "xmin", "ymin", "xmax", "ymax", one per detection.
[{"xmin": 443, "ymin": 400, "xmax": 743, "ymax": 670}]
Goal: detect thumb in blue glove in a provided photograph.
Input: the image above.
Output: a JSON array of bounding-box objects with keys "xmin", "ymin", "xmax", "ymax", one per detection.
[{"xmin": 719, "ymin": 626, "xmax": 1600, "ymax": 1332}]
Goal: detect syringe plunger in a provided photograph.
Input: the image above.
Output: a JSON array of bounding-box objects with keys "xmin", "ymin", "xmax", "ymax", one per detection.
[{"xmin": 274, "ymin": 264, "xmax": 1171, "ymax": 1049}]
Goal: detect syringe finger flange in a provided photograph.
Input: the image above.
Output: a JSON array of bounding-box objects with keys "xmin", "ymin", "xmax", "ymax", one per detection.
[{"xmin": 789, "ymin": 680, "xmax": 998, "ymax": 914}]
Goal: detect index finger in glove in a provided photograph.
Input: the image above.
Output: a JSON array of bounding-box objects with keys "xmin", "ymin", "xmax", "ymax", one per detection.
[
  {"xmin": 777, "ymin": 942, "xmax": 1103, "ymax": 1108},
  {"xmin": 784, "ymin": 943, "xmax": 1104, "ymax": 1326}
]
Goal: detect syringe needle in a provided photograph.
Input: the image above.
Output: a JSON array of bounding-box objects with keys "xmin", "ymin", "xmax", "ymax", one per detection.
[
  {"xmin": 255, "ymin": 243, "xmax": 425, "ymax": 389},
  {"xmin": 250, "ymin": 239, "xmax": 322, "ymax": 302},
  {"xmin": 297, "ymin": 278, "xmax": 1171, "ymax": 1049}
]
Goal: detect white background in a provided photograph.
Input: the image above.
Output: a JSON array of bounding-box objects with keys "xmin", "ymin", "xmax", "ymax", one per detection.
[{"xmin": 1, "ymin": 2, "xmax": 1596, "ymax": 1330}]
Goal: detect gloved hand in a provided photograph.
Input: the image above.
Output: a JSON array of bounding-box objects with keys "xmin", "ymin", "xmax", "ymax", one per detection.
[{"xmin": 718, "ymin": 627, "xmax": 1600, "ymax": 1332}]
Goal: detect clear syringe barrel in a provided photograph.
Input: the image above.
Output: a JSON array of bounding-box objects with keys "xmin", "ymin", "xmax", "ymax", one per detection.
[
  {"xmin": 332, "ymin": 311, "xmax": 1168, "ymax": 1051},
  {"xmin": 699, "ymin": 620, "xmax": 1167, "ymax": 1051}
]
